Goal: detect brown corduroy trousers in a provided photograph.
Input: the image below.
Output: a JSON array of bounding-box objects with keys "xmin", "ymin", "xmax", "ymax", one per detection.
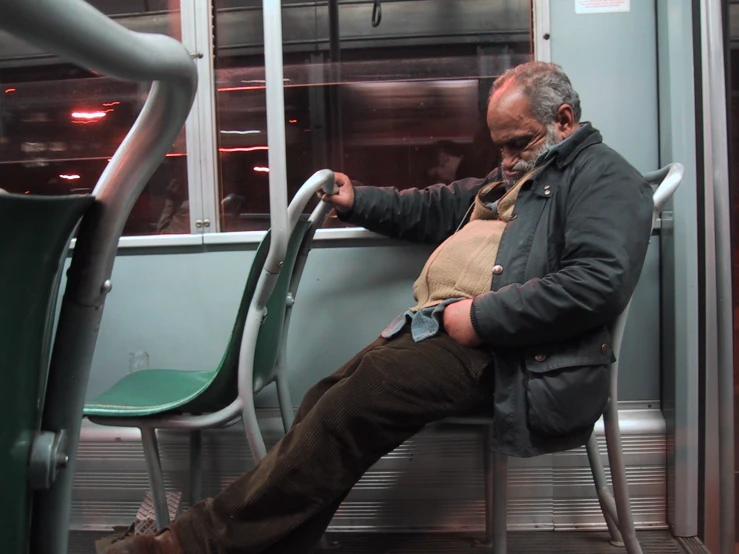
[{"xmin": 174, "ymin": 328, "xmax": 495, "ymax": 554}]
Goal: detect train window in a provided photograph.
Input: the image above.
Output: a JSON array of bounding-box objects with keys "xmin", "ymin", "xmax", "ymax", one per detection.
[
  {"xmin": 212, "ymin": 0, "xmax": 532, "ymax": 232},
  {"xmin": 0, "ymin": 1, "xmax": 188, "ymax": 237}
]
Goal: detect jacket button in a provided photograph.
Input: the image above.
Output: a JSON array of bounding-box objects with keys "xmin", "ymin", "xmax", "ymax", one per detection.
[
  {"xmin": 601, "ymin": 343, "xmax": 608, "ymax": 354},
  {"xmin": 534, "ymin": 354, "xmax": 547, "ymax": 362},
  {"xmin": 492, "ymin": 264, "xmax": 503, "ymax": 275}
]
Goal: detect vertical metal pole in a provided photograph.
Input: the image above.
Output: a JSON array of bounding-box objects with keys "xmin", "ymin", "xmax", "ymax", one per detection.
[
  {"xmin": 327, "ymin": 0, "xmax": 344, "ymax": 171},
  {"xmin": 533, "ymin": 0, "xmax": 552, "ymax": 63},
  {"xmin": 181, "ymin": 0, "xmax": 220, "ymax": 234},
  {"xmin": 328, "ymin": 0, "xmax": 340, "ymax": 63},
  {"xmin": 700, "ymin": 1, "xmax": 735, "ymax": 552},
  {"xmin": 656, "ymin": 0, "xmax": 700, "ymax": 537},
  {"xmin": 262, "ymin": 0, "xmax": 288, "ymax": 268}
]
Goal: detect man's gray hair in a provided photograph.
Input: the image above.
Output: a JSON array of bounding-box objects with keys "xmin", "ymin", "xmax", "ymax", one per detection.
[{"xmin": 491, "ymin": 61, "xmax": 582, "ymax": 124}]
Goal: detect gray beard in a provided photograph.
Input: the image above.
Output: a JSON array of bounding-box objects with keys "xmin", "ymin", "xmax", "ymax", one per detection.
[{"xmin": 505, "ymin": 125, "xmax": 561, "ymax": 187}]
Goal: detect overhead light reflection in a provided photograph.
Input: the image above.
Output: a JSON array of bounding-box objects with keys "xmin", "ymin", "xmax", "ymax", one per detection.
[
  {"xmin": 219, "ymin": 146, "xmax": 269, "ymax": 153},
  {"xmin": 253, "ymin": 166, "xmax": 269, "ymax": 173},
  {"xmin": 220, "ymin": 130, "xmax": 261, "ymax": 135},
  {"xmin": 59, "ymin": 174, "xmax": 81, "ymax": 180}
]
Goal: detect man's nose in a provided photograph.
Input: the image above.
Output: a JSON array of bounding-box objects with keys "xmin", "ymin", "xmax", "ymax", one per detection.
[{"xmin": 501, "ymin": 151, "xmax": 519, "ymax": 171}]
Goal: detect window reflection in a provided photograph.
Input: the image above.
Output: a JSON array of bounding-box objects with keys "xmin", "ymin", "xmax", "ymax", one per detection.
[
  {"xmin": 213, "ymin": 0, "xmax": 530, "ymax": 232},
  {"xmin": 0, "ymin": 0, "xmax": 187, "ymax": 236}
]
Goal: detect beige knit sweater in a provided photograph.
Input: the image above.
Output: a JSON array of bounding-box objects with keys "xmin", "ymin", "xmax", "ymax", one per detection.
[{"xmin": 411, "ymin": 168, "xmax": 538, "ymax": 311}]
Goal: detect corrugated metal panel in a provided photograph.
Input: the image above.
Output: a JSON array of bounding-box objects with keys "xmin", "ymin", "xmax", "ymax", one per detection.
[
  {"xmin": 70, "ymin": 406, "xmax": 667, "ymax": 532},
  {"xmin": 68, "ymin": 530, "xmax": 697, "ymax": 554}
]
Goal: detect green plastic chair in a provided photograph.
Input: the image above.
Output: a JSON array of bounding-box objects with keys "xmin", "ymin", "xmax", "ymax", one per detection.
[
  {"xmin": 84, "ymin": 170, "xmax": 337, "ymax": 530},
  {"xmin": 0, "ymin": 192, "xmax": 94, "ymax": 554}
]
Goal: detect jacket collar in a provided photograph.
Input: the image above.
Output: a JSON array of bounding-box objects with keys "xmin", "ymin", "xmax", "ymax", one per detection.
[{"xmin": 540, "ymin": 122, "xmax": 602, "ymax": 169}]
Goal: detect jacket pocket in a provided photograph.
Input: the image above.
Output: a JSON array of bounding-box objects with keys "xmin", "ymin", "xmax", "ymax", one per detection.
[{"xmin": 523, "ymin": 328, "xmax": 613, "ymax": 436}]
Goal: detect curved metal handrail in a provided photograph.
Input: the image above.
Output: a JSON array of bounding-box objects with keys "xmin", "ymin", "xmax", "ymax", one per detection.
[
  {"xmin": 0, "ymin": 2, "xmax": 198, "ymax": 553},
  {"xmin": 644, "ymin": 162, "xmax": 684, "ymax": 213}
]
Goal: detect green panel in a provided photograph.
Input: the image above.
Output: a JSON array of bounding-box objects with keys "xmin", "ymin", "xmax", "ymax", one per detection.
[
  {"xmin": 0, "ymin": 194, "xmax": 93, "ymax": 554},
  {"xmin": 83, "ymin": 219, "xmax": 312, "ymax": 417}
]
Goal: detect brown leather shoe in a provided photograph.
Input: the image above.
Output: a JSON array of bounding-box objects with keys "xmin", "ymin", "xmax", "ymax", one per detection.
[{"xmin": 101, "ymin": 529, "xmax": 184, "ymax": 554}]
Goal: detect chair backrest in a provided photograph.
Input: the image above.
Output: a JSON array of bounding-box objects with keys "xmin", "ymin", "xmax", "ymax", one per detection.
[
  {"xmin": 181, "ymin": 219, "xmax": 313, "ymax": 413},
  {"xmin": 0, "ymin": 193, "xmax": 93, "ymax": 554},
  {"xmin": 609, "ymin": 162, "xmax": 685, "ymax": 385}
]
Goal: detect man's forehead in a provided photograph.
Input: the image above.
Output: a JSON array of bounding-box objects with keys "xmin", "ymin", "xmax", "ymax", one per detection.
[{"xmin": 489, "ymin": 82, "xmax": 531, "ymax": 115}]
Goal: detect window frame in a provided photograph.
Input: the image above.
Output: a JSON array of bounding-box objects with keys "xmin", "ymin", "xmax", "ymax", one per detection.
[{"xmin": 109, "ymin": 0, "xmax": 550, "ymax": 250}]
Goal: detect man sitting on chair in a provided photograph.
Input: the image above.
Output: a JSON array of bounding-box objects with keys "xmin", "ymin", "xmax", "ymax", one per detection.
[{"xmin": 107, "ymin": 61, "xmax": 653, "ymax": 554}]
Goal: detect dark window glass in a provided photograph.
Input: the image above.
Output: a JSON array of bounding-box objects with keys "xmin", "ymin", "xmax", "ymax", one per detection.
[
  {"xmin": 0, "ymin": 0, "xmax": 188, "ymax": 236},
  {"xmin": 212, "ymin": 0, "xmax": 532, "ymax": 232}
]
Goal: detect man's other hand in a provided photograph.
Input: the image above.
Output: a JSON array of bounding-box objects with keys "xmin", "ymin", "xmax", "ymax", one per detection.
[
  {"xmin": 320, "ymin": 171, "xmax": 355, "ymax": 212},
  {"xmin": 443, "ymin": 299, "xmax": 482, "ymax": 347}
]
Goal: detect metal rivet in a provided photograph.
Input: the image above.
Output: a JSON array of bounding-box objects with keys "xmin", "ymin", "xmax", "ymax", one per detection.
[
  {"xmin": 535, "ymin": 354, "xmax": 547, "ymax": 362},
  {"xmin": 544, "ymin": 190, "xmax": 551, "ymax": 196},
  {"xmin": 601, "ymin": 343, "xmax": 608, "ymax": 354},
  {"xmin": 492, "ymin": 264, "xmax": 503, "ymax": 275},
  {"xmin": 101, "ymin": 279, "xmax": 112, "ymax": 293}
]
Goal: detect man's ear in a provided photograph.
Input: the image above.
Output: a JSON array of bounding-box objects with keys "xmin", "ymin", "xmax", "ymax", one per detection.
[{"xmin": 555, "ymin": 103, "xmax": 576, "ymax": 135}]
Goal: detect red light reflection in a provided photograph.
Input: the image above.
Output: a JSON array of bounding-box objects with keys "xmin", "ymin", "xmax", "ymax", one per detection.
[
  {"xmin": 5, "ymin": 88, "xmax": 16, "ymax": 93},
  {"xmin": 217, "ymin": 86, "xmax": 262, "ymax": 93},
  {"xmin": 71, "ymin": 110, "xmax": 109, "ymax": 120}
]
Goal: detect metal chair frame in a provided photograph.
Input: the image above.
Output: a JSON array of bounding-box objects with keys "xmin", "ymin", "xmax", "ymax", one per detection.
[{"xmin": 87, "ymin": 171, "xmax": 337, "ymax": 530}]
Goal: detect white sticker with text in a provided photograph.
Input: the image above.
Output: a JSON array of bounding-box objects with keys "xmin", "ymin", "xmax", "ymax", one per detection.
[{"xmin": 575, "ymin": 0, "xmax": 630, "ymax": 14}]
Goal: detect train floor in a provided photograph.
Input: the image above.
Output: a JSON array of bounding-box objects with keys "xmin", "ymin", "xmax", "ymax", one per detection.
[{"xmin": 69, "ymin": 529, "xmax": 709, "ymax": 554}]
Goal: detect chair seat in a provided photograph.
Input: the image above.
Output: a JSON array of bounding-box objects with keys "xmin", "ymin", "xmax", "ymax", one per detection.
[{"xmin": 84, "ymin": 369, "xmax": 218, "ymax": 417}]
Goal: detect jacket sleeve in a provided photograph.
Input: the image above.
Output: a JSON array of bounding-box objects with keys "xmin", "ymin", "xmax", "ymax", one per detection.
[
  {"xmin": 470, "ymin": 156, "xmax": 654, "ymax": 347},
  {"xmin": 338, "ymin": 174, "xmax": 493, "ymax": 244}
]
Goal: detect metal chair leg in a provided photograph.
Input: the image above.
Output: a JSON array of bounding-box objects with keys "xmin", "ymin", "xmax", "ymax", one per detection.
[
  {"xmin": 242, "ymin": 401, "xmax": 268, "ymax": 464},
  {"xmin": 140, "ymin": 427, "xmax": 170, "ymax": 530},
  {"xmin": 492, "ymin": 452, "xmax": 508, "ymax": 554},
  {"xmin": 473, "ymin": 425, "xmax": 495, "ymax": 548},
  {"xmin": 585, "ymin": 432, "xmax": 623, "ymax": 545},
  {"xmin": 189, "ymin": 430, "xmax": 203, "ymax": 507},
  {"xmin": 276, "ymin": 373, "xmax": 295, "ymax": 434},
  {"xmin": 603, "ymin": 402, "xmax": 643, "ymax": 554}
]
